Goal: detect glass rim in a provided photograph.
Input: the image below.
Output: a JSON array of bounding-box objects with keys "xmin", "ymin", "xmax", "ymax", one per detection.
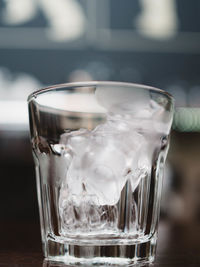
[{"xmin": 27, "ymin": 81, "xmax": 174, "ymax": 103}]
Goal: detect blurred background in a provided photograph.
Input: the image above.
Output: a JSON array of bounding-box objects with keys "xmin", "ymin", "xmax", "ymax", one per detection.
[{"xmin": 0, "ymin": 0, "xmax": 200, "ymax": 226}]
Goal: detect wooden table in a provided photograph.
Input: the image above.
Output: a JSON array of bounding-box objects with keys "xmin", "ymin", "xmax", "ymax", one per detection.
[{"xmin": 0, "ymin": 220, "xmax": 199, "ymax": 266}]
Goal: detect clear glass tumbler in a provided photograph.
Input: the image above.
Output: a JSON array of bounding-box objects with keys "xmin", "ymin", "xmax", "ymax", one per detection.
[{"xmin": 28, "ymin": 81, "xmax": 174, "ymax": 266}]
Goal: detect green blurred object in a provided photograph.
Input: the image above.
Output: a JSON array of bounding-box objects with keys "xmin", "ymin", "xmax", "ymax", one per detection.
[{"xmin": 173, "ymin": 108, "xmax": 200, "ymax": 132}]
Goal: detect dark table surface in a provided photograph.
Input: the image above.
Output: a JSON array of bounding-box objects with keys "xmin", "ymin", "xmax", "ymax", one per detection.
[{"xmin": 0, "ymin": 219, "xmax": 199, "ymax": 267}]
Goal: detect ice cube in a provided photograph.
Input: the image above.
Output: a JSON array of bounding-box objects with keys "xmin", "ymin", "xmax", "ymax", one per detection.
[
  {"xmin": 65, "ymin": 136, "xmax": 128, "ymax": 206},
  {"xmin": 68, "ymin": 129, "xmax": 145, "ymax": 205},
  {"xmin": 95, "ymin": 84, "xmax": 150, "ymax": 116},
  {"xmin": 127, "ymin": 167, "xmax": 149, "ymax": 192},
  {"xmin": 59, "ymin": 193, "xmax": 104, "ymax": 232},
  {"xmin": 60, "ymin": 128, "xmax": 90, "ymax": 152},
  {"xmin": 59, "ymin": 111, "xmax": 149, "ymax": 207}
]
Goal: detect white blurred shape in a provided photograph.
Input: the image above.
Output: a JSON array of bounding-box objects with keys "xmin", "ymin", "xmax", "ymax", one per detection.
[
  {"xmin": 0, "ymin": 67, "xmax": 42, "ymax": 129},
  {"xmin": 0, "ymin": 100, "xmax": 28, "ymax": 126},
  {"xmin": 8, "ymin": 73, "xmax": 41, "ymax": 100},
  {"xmin": 68, "ymin": 69, "xmax": 93, "ymax": 82},
  {"xmin": 0, "ymin": 67, "xmax": 41, "ymax": 100},
  {"xmin": 2, "ymin": 0, "xmax": 37, "ymax": 25},
  {"xmin": 2, "ymin": 0, "xmax": 86, "ymax": 42},
  {"xmin": 135, "ymin": 0, "xmax": 178, "ymax": 39},
  {"xmin": 40, "ymin": 0, "xmax": 86, "ymax": 41}
]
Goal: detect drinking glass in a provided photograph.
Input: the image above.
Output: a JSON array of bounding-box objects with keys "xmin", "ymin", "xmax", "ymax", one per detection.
[{"xmin": 28, "ymin": 81, "xmax": 174, "ymax": 266}]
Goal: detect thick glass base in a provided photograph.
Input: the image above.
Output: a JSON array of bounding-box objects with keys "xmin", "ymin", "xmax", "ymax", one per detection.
[{"xmin": 43, "ymin": 237, "xmax": 157, "ymax": 266}]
